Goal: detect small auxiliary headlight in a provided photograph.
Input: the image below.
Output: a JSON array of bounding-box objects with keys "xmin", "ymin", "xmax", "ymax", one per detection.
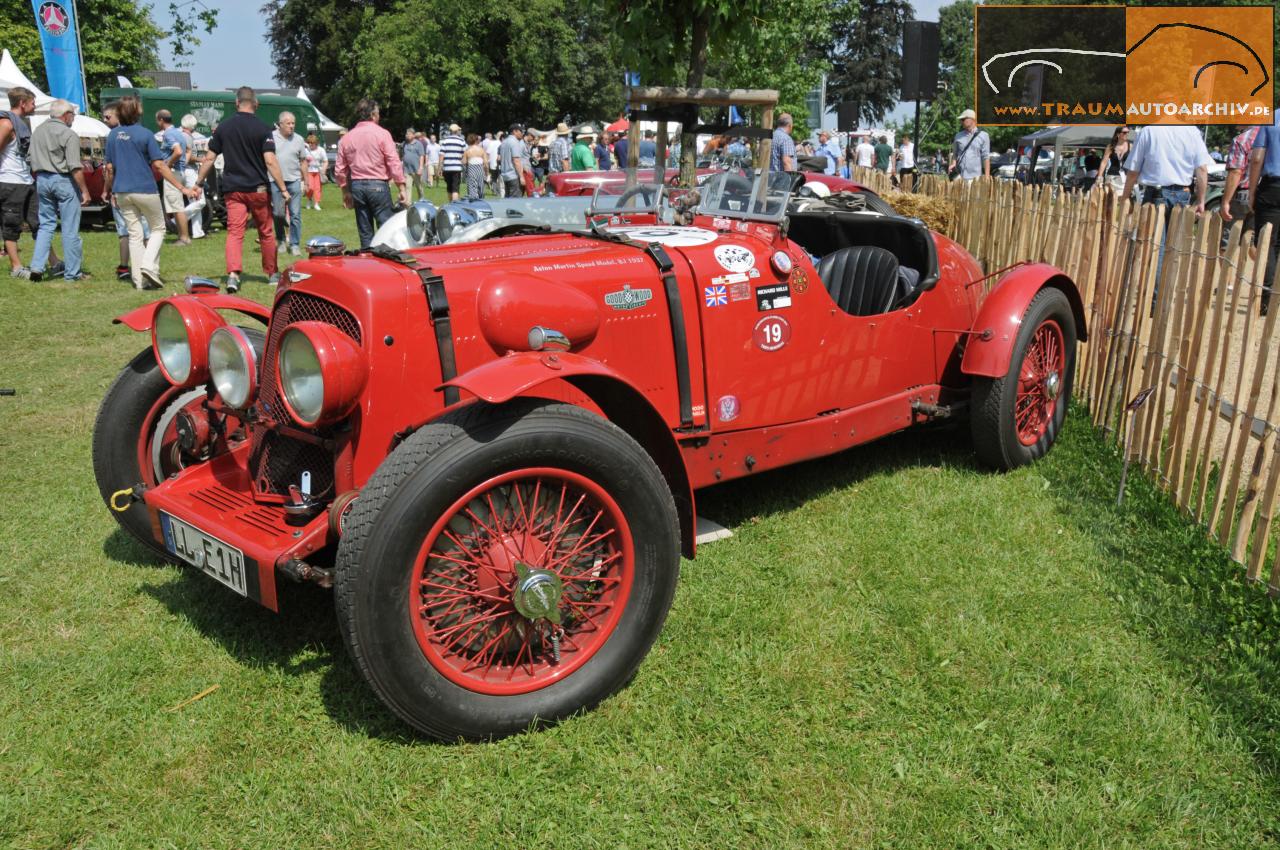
[{"xmin": 208, "ymin": 326, "xmax": 258, "ymax": 409}]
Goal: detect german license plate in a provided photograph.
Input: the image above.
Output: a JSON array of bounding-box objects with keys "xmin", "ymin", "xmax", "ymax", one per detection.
[{"xmin": 160, "ymin": 513, "xmax": 248, "ymax": 596}]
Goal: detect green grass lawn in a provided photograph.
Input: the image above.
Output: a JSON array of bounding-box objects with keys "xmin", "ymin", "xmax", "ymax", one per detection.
[{"xmin": 4, "ymin": 185, "xmax": 1280, "ymax": 847}]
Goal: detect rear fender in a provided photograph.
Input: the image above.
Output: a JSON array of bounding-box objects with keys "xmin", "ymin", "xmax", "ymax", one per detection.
[
  {"xmin": 443, "ymin": 352, "xmax": 697, "ymax": 558},
  {"xmin": 113, "ymin": 293, "xmax": 271, "ymax": 332},
  {"xmin": 960, "ymin": 264, "xmax": 1087, "ymax": 379}
]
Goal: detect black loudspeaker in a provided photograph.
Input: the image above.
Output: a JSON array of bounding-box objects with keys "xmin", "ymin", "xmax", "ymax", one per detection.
[
  {"xmin": 836, "ymin": 102, "xmax": 860, "ymax": 132},
  {"xmin": 901, "ymin": 21, "xmax": 940, "ymax": 101}
]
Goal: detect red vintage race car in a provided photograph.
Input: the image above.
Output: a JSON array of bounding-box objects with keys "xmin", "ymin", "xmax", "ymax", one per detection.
[{"xmin": 93, "ymin": 123, "xmax": 1084, "ymax": 742}]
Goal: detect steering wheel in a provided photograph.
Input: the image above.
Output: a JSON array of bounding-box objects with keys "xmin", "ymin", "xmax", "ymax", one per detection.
[{"xmin": 611, "ymin": 185, "xmax": 658, "ymax": 211}]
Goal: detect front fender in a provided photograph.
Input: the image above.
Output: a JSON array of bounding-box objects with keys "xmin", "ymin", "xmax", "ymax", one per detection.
[
  {"xmin": 441, "ymin": 350, "xmax": 623, "ymax": 404},
  {"xmin": 442, "ymin": 351, "xmax": 699, "ymax": 559},
  {"xmin": 113, "ymin": 293, "xmax": 271, "ymax": 332},
  {"xmin": 960, "ymin": 263, "xmax": 1088, "ymax": 379}
]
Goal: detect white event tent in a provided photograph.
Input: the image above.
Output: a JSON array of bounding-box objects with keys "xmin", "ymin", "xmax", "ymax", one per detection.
[{"xmin": 0, "ymin": 48, "xmax": 109, "ymax": 138}]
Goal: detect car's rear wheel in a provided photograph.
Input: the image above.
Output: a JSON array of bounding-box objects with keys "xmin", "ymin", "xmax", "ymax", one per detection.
[
  {"xmin": 335, "ymin": 399, "xmax": 680, "ymax": 741},
  {"xmin": 971, "ymin": 288, "xmax": 1076, "ymax": 469}
]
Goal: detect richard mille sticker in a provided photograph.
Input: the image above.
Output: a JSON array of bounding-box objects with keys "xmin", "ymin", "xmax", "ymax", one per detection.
[
  {"xmin": 714, "ymin": 244, "xmax": 755, "ymax": 273},
  {"xmin": 604, "ymin": 284, "xmax": 654, "ymax": 311},
  {"xmin": 755, "ymin": 283, "xmax": 792, "ymax": 310}
]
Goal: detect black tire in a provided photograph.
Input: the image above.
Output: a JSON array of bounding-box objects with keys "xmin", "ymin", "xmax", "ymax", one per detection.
[
  {"xmin": 971, "ymin": 287, "xmax": 1076, "ymax": 469},
  {"xmin": 93, "ymin": 331, "xmax": 263, "ymax": 554},
  {"xmin": 93, "ymin": 347, "xmax": 188, "ymax": 555},
  {"xmin": 335, "ymin": 399, "xmax": 681, "ymax": 741}
]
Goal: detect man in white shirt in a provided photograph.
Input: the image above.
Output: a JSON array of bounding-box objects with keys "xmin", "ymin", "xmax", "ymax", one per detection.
[
  {"xmin": 1121, "ymin": 124, "xmax": 1212, "ymax": 214},
  {"xmin": 1123, "ymin": 123, "xmax": 1212, "ymax": 281},
  {"xmin": 896, "ymin": 134, "xmax": 915, "ymax": 179},
  {"xmin": 855, "ymin": 136, "xmax": 874, "ymax": 169},
  {"xmin": 482, "ymin": 132, "xmax": 500, "ymax": 195},
  {"xmin": 424, "ymin": 134, "xmax": 440, "ymax": 187}
]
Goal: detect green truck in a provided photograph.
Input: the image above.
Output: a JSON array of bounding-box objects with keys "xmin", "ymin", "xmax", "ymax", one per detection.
[{"xmin": 98, "ymin": 87, "xmax": 326, "ymax": 138}]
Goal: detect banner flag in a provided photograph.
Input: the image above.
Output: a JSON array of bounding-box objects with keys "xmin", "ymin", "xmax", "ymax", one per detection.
[{"xmin": 30, "ymin": 0, "xmax": 87, "ymax": 111}]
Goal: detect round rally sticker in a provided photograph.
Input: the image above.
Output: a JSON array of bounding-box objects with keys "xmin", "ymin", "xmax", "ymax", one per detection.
[
  {"xmin": 753, "ymin": 315, "xmax": 791, "ymax": 352},
  {"xmin": 714, "ymin": 244, "xmax": 755, "ymax": 273},
  {"xmin": 611, "ymin": 226, "xmax": 719, "ymax": 247}
]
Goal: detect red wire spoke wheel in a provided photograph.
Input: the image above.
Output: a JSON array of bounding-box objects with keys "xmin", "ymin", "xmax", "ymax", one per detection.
[
  {"xmin": 971, "ymin": 288, "xmax": 1076, "ymax": 470},
  {"xmin": 1014, "ymin": 319, "xmax": 1065, "ymax": 446},
  {"xmin": 409, "ymin": 468, "xmax": 634, "ymax": 695},
  {"xmin": 336, "ymin": 400, "xmax": 680, "ymax": 741}
]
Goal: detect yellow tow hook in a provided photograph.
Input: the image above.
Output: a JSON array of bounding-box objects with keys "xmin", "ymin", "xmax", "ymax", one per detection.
[{"xmin": 109, "ymin": 487, "xmax": 136, "ymax": 512}]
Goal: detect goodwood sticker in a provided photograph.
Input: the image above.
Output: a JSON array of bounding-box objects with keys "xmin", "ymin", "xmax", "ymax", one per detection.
[
  {"xmin": 611, "ymin": 226, "xmax": 719, "ymax": 247},
  {"xmin": 714, "ymin": 244, "xmax": 756, "ymax": 273},
  {"xmin": 755, "ymin": 283, "xmax": 792, "ymax": 311},
  {"xmin": 603, "ymin": 284, "xmax": 654, "ymax": 311}
]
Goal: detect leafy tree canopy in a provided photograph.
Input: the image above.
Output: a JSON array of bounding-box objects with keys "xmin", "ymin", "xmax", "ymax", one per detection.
[{"xmin": 827, "ymin": 0, "xmax": 913, "ymax": 128}]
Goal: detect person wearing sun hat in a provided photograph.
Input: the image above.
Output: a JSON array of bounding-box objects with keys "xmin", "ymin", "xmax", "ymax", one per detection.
[
  {"xmin": 948, "ymin": 109, "xmax": 989, "ymax": 180},
  {"xmin": 571, "ymin": 126, "xmax": 596, "ymax": 171},
  {"xmin": 549, "ymin": 122, "xmax": 572, "ymax": 174}
]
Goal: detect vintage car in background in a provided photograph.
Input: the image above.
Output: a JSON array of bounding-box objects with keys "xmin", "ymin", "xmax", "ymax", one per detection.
[
  {"xmin": 371, "ymin": 196, "xmax": 595, "ymax": 250},
  {"xmin": 93, "ymin": 89, "xmax": 1084, "ymax": 742}
]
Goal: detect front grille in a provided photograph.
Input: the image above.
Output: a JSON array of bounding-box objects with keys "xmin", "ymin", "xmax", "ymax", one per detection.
[{"xmin": 250, "ymin": 292, "xmax": 362, "ymax": 500}]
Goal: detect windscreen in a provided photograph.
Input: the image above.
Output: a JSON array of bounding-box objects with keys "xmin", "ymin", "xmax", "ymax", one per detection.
[{"xmin": 696, "ymin": 171, "xmax": 794, "ymax": 222}]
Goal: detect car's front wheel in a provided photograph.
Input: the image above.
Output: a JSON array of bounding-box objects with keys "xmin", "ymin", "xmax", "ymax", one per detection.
[
  {"xmin": 971, "ymin": 288, "xmax": 1077, "ymax": 469},
  {"xmin": 335, "ymin": 399, "xmax": 680, "ymax": 741}
]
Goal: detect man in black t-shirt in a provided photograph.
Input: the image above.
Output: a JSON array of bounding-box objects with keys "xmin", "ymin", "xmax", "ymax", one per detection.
[{"xmin": 194, "ymin": 86, "xmax": 290, "ymax": 292}]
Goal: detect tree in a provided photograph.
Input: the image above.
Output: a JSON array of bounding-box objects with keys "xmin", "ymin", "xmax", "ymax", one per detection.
[
  {"xmin": 262, "ymin": 0, "xmax": 624, "ymax": 133},
  {"xmin": 165, "ymin": 1, "xmax": 220, "ymax": 65},
  {"xmin": 827, "ymin": 0, "xmax": 913, "ymax": 128},
  {"xmin": 615, "ymin": 0, "xmax": 839, "ymax": 183}
]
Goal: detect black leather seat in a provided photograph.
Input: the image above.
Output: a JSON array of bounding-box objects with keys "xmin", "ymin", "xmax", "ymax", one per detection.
[{"xmin": 817, "ymin": 246, "xmax": 907, "ymax": 317}]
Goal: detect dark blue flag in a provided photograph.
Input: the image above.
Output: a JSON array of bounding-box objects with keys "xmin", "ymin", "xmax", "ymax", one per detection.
[{"xmin": 30, "ymin": 0, "xmax": 86, "ymax": 111}]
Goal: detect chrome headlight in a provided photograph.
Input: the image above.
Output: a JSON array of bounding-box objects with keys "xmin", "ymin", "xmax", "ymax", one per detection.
[
  {"xmin": 277, "ymin": 322, "xmax": 368, "ymax": 427},
  {"xmin": 407, "ymin": 201, "xmax": 438, "ymax": 244},
  {"xmin": 153, "ymin": 303, "xmax": 192, "ymax": 384},
  {"xmin": 151, "ymin": 299, "xmax": 223, "ymax": 387},
  {"xmin": 208, "ymin": 326, "xmax": 258, "ymax": 409},
  {"xmin": 278, "ymin": 327, "xmax": 324, "ymax": 425}
]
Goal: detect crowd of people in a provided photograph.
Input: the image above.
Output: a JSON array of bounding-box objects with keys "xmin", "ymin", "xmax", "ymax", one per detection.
[{"xmin": 4, "ymin": 82, "xmax": 1277, "ymax": 302}]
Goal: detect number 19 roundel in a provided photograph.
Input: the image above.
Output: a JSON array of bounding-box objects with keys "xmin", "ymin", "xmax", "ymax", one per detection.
[{"xmin": 753, "ymin": 315, "xmax": 791, "ymax": 352}]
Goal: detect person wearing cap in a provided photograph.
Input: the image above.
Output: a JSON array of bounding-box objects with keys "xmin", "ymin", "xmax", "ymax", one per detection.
[
  {"xmin": 549, "ymin": 123, "xmax": 572, "ymax": 174},
  {"xmin": 499, "ymin": 124, "xmax": 526, "ymax": 198},
  {"xmin": 28, "ymin": 99, "xmax": 90, "ymax": 281},
  {"xmin": 817, "ymin": 130, "xmax": 842, "ymax": 176},
  {"xmin": 949, "ymin": 110, "xmax": 990, "ymax": 180},
  {"xmin": 439, "ymin": 123, "xmax": 466, "ymax": 201}
]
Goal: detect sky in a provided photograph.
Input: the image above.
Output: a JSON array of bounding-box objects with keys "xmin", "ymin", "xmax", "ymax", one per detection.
[
  {"xmin": 182, "ymin": 0, "xmax": 952, "ymax": 118},
  {"xmin": 182, "ymin": 0, "xmax": 278, "ymax": 91}
]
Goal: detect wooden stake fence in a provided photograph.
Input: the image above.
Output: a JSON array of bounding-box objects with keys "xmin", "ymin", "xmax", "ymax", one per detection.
[{"xmin": 864, "ymin": 169, "xmax": 1279, "ymax": 592}]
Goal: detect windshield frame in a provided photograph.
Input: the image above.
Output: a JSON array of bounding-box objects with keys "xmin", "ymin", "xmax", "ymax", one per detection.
[
  {"xmin": 588, "ymin": 177, "xmax": 667, "ymax": 217},
  {"xmin": 694, "ymin": 170, "xmax": 794, "ymax": 223}
]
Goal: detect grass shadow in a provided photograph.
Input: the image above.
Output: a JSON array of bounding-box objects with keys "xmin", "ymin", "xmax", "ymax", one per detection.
[
  {"xmin": 1044, "ymin": 406, "xmax": 1280, "ymax": 789},
  {"xmin": 695, "ymin": 421, "xmax": 974, "ymax": 528}
]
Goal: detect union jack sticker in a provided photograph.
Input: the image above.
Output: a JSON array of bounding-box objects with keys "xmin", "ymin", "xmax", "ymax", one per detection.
[{"xmin": 704, "ymin": 284, "xmax": 728, "ymax": 307}]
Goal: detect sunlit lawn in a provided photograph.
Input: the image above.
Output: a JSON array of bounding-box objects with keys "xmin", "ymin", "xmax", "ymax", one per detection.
[{"xmin": 2, "ymin": 184, "xmax": 1280, "ymax": 847}]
